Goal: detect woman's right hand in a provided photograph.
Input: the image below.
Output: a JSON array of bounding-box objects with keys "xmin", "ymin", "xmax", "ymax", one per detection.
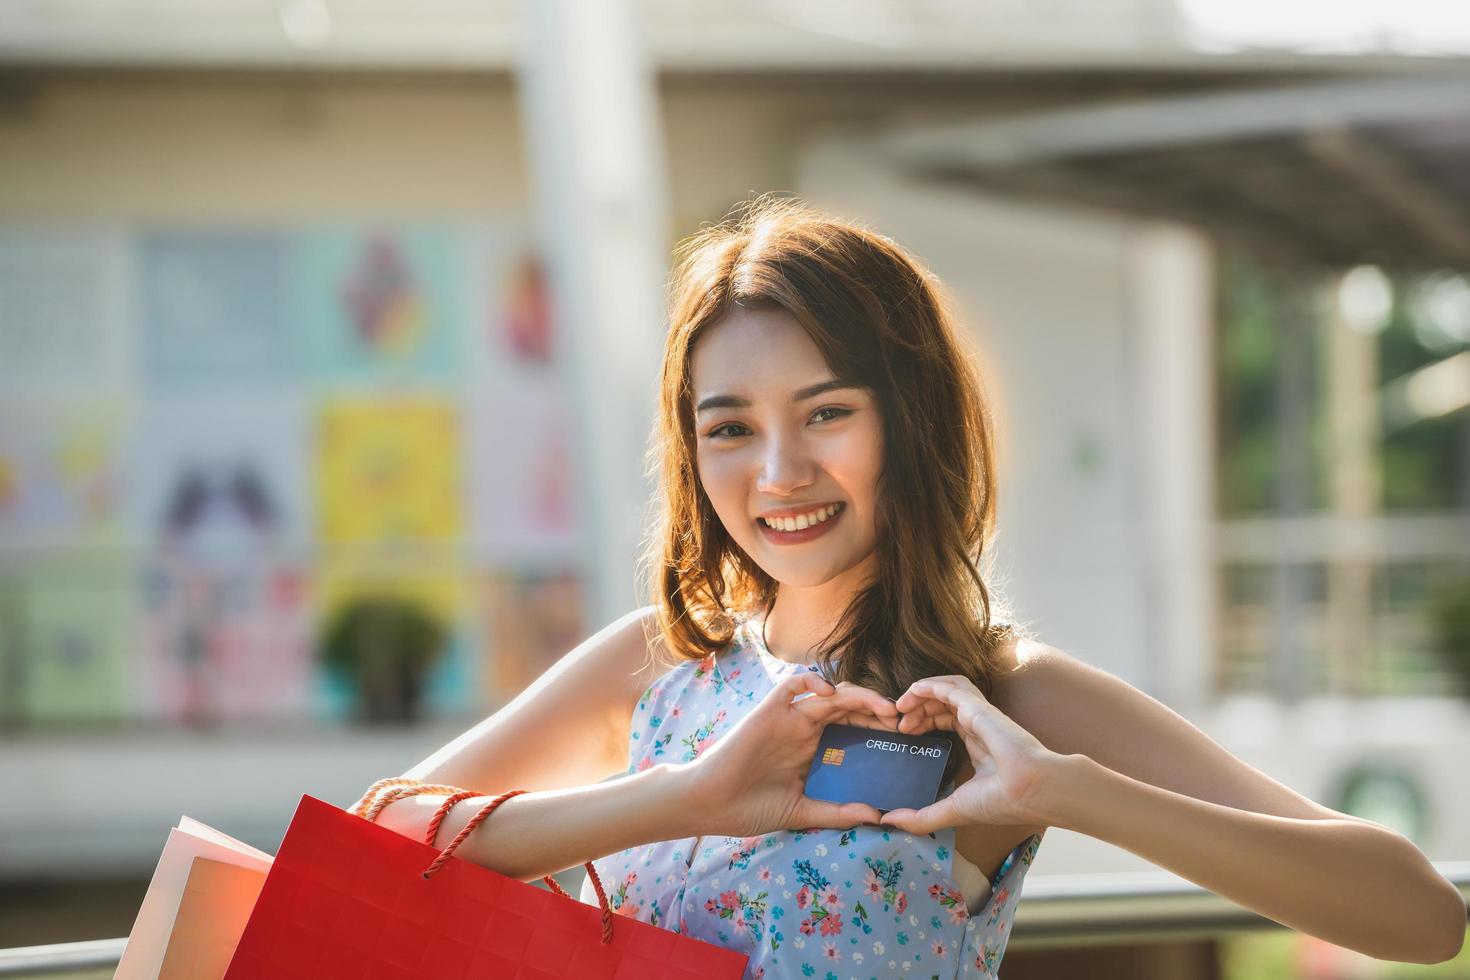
[{"xmin": 683, "ymin": 672, "xmax": 900, "ymax": 838}]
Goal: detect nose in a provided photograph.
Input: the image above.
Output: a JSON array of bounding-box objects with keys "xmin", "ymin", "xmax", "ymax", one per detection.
[{"xmin": 756, "ymin": 430, "xmax": 816, "ymax": 496}]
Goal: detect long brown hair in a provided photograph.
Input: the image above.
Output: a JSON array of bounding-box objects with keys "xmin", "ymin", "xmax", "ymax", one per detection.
[{"xmin": 642, "ymin": 194, "xmax": 1021, "ymax": 699}]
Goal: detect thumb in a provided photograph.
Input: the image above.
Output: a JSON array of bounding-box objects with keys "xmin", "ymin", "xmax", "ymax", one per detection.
[
  {"xmin": 791, "ymin": 797, "xmax": 883, "ymax": 831},
  {"xmin": 879, "ymin": 795, "xmax": 965, "ymax": 836}
]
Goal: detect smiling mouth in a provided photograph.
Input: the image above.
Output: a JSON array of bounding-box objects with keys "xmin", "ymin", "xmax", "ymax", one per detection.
[{"xmin": 756, "ymin": 502, "xmax": 845, "ymax": 533}]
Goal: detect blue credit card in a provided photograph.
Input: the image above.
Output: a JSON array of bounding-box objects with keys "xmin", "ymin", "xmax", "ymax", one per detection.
[{"xmin": 803, "ymin": 723, "xmax": 958, "ymax": 813}]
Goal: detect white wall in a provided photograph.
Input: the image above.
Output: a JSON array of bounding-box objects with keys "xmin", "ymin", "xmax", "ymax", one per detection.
[{"xmin": 798, "ymin": 141, "xmax": 1154, "ymax": 682}]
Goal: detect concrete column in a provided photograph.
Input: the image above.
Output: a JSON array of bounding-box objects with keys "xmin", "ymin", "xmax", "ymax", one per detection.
[
  {"xmin": 1131, "ymin": 223, "xmax": 1216, "ymax": 713},
  {"xmin": 1325, "ymin": 276, "xmax": 1383, "ymax": 695},
  {"xmin": 513, "ymin": 0, "xmax": 670, "ymax": 625}
]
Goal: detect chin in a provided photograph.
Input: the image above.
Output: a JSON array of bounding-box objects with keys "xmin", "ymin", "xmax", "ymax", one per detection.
[{"xmin": 762, "ymin": 559, "xmax": 865, "ymax": 590}]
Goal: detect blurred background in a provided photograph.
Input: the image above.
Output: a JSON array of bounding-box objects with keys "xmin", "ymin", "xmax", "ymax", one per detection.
[{"xmin": 1, "ymin": 0, "xmax": 1468, "ymax": 976}]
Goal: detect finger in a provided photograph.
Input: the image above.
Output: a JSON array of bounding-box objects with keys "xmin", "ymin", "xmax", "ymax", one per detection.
[
  {"xmin": 793, "ymin": 680, "xmax": 894, "ymax": 718},
  {"xmin": 792, "ymin": 797, "xmax": 884, "ymax": 830},
  {"xmin": 894, "ymin": 675, "xmax": 975, "ymax": 712},
  {"xmin": 898, "ymin": 700, "xmax": 954, "ymax": 734},
  {"xmin": 793, "ymin": 685, "xmax": 900, "ymax": 729},
  {"xmin": 777, "ymin": 672, "xmax": 835, "ymax": 705},
  {"xmin": 879, "ymin": 794, "xmax": 966, "ymax": 836},
  {"xmin": 795, "ymin": 700, "xmax": 899, "ymax": 733},
  {"xmin": 900, "ymin": 680, "xmax": 1021, "ymax": 744},
  {"xmin": 834, "ymin": 681, "xmax": 900, "ymax": 721},
  {"xmin": 821, "ymin": 685, "xmax": 901, "ymax": 730}
]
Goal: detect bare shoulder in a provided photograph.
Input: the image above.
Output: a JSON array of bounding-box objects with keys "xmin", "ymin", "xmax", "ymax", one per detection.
[
  {"xmin": 581, "ymin": 604, "xmax": 681, "ymax": 719},
  {"xmin": 984, "ymin": 630, "xmax": 1054, "ymax": 691},
  {"xmin": 987, "ymin": 636, "xmax": 1151, "ymax": 750}
]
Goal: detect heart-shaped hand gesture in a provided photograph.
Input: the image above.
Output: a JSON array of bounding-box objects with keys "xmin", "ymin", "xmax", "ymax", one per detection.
[
  {"xmin": 880, "ymin": 674, "xmax": 1063, "ymax": 834},
  {"xmin": 685, "ymin": 673, "xmax": 901, "ymax": 838}
]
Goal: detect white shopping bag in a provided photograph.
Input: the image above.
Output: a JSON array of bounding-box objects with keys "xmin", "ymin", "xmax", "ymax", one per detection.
[{"xmin": 114, "ymin": 817, "xmax": 273, "ymax": 980}]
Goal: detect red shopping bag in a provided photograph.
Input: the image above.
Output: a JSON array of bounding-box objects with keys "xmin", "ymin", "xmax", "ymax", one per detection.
[{"xmin": 223, "ymin": 784, "xmax": 748, "ymax": 979}]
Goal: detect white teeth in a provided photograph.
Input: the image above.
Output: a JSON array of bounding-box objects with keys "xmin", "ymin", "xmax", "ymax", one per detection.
[{"xmin": 763, "ymin": 503, "xmax": 840, "ymax": 532}]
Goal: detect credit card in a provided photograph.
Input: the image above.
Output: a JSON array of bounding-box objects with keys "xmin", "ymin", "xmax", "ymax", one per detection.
[{"xmin": 803, "ymin": 723, "xmax": 958, "ymax": 813}]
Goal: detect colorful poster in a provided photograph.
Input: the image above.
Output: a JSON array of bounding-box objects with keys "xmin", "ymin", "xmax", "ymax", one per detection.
[
  {"xmin": 0, "ymin": 229, "xmax": 130, "ymax": 391},
  {"xmin": 461, "ymin": 225, "xmax": 537, "ymax": 367},
  {"xmin": 466, "ymin": 372, "xmax": 581, "ymax": 563},
  {"xmin": 139, "ymin": 557, "xmax": 312, "ymax": 724},
  {"xmin": 131, "ymin": 393, "xmax": 313, "ymax": 724},
  {"xmin": 138, "ymin": 232, "xmax": 296, "ymax": 387},
  {"xmin": 130, "ymin": 393, "xmax": 310, "ymax": 548},
  {"xmin": 314, "ymin": 396, "xmax": 462, "ymax": 544},
  {"xmin": 296, "ymin": 229, "xmax": 460, "ymax": 382},
  {"xmin": 494, "ymin": 250, "xmax": 554, "ymax": 365},
  {"xmin": 13, "ymin": 563, "xmax": 136, "ymax": 723},
  {"xmin": 0, "ymin": 399, "xmax": 128, "ymax": 548},
  {"xmin": 480, "ymin": 569, "xmax": 585, "ymax": 704}
]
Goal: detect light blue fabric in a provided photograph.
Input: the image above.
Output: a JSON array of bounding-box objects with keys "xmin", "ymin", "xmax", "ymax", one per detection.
[{"xmin": 583, "ymin": 616, "xmax": 1044, "ymax": 979}]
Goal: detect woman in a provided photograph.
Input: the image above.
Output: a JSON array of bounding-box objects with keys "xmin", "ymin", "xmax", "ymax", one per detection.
[{"xmin": 375, "ymin": 196, "xmax": 1466, "ymax": 976}]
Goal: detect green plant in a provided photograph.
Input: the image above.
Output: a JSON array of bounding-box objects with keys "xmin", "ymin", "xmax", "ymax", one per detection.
[
  {"xmin": 1430, "ymin": 576, "xmax": 1470, "ymax": 698},
  {"xmin": 320, "ymin": 595, "xmax": 447, "ymax": 723}
]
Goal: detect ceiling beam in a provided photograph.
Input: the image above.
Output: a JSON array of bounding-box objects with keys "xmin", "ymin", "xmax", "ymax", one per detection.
[
  {"xmin": 878, "ymin": 75, "xmax": 1470, "ymax": 171},
  {"xmin": 1302, "ymin": 127, "xmax": 1470, "ymax": 267}
]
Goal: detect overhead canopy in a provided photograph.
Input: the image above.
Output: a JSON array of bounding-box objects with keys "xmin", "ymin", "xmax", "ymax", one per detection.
[{"xmin": 878, "ymin": 75, "xmax": 1470, "ymax": 271}]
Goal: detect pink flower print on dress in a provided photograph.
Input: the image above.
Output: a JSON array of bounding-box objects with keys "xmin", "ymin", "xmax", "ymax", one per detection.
[
  {"xmin": 976, "ymin": 936, "xmax": 1002, "ymax": 973},
  {"xmin": 609, "ymin": 872, "xmax": 641, "ymax": 918},
  {"xmin": 792, "ymin": 859, "xmax": 843, "ymax": 938},
  {"xmin": 927, "ymin": 882, "xmax": 970, "ymax": 924},
  {"xmin": 703, "ymin": 888, "xmax": 769, "ymax": 941},
  {"xmin": 985, "ymin": 887, "xmax": 1011, "ymax": 927},
  {"xmin": 728, "ymin": 836, "xmax": 763, "ymax": 871},
  {"xmin": 680, "ymin": 709, "xmax": 727, "ymax": 761},
  {"xmin": 692, "ymin": 655, "xmax": 727, "ymax": 694}
]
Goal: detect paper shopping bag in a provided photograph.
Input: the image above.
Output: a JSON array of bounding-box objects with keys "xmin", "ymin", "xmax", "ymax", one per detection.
[
  {"xmin": 158, "ymin": 857, "xmax": 270, "ymax": 978},
  {"xmin": 223, "ymin": 793, "xmax": 748, "ymax": 979},
  {"xmin": 116, "ymin": 818, "xmax": 273, "ymax": 979}
]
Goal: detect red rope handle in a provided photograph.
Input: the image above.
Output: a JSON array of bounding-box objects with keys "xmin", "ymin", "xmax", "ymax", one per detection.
[
  {"xmin": 351, "ymin": 778, "xmax": 463, "ymax": 818},
  {"xmin": 356, "ymin": 779, "xmax": 617, "ymax": 945},
  {"xmin": 425, "ymin": 791, "xmax": 480, "ymax": 847}
]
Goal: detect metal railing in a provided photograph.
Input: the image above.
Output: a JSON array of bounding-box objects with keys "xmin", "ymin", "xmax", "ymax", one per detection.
[{"xmin": 3, "ymin": 864, "xmax": 1467, "ymax": 977}]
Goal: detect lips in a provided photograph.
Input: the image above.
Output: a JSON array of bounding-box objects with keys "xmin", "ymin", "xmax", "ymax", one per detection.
[
  {"xmin": 757, "ymin": 502, "xmax": 844, "ymax": 532},
  {"xmin": 755, "ymin": 502, "xmax": 846, "ymax": 544}
]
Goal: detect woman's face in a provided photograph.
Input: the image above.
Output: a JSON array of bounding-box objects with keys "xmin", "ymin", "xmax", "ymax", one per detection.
[{"xmin": 691, "ymin": 305, "xmax": 884, "ymax": 589}]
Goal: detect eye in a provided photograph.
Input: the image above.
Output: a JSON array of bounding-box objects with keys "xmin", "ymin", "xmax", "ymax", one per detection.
[
  {"xmin": 706, "ymin": 422, "xmax": 750, "ymax": 440},
  {"xmin": 811, "ymin": 406, "xmax": 853, "ymax": 424}
]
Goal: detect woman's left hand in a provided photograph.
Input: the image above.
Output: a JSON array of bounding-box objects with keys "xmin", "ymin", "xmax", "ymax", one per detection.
[{"xmin": 880, "ymin": 675, "xmax": 1067, "ymax": 834}]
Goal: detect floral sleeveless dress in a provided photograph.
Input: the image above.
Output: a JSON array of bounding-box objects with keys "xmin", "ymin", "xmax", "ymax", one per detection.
[{"xmin": 581, "ymin": 615, "xmax": 1045, "ymax": 979}]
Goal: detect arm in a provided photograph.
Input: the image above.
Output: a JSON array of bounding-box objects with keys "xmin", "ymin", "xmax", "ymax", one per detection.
[
  {"xmin": 370, "ymin": 606, "xmax": 672, "ymax": 878},
  {"xmin": 372, "ymin": 610, "xmax": 899, "ymax": 880},
  {"xmin": 886, "ymin": 651, "xmax": 1467, "ymax": 965},
  {"xmin": 402, "ymin": 606, "xmax": 665, "ymax": 793},
  {"xmin": 374, "ymin": 762, "xmax": 699, "ymax": 881},
  {"xmin": 1038, "ymin": 754, "xmax": 1465, "ymax": 964}
]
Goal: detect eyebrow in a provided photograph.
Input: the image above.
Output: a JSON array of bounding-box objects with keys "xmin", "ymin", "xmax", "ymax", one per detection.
[{"xmin": 694, "ymin": 379, "xmax": 862, "ymax": 415}]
